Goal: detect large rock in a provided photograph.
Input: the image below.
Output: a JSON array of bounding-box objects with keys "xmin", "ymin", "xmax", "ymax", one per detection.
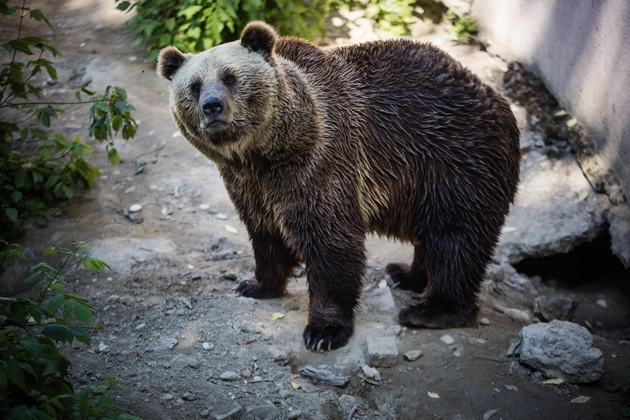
[
  {"xmin": 608, "ymin": 204, "xmax": 630, "ymax": 268},
  {"xmin": 497, "ymin": 152, "xmax": 609, "ymax": 264},
  {"xmin": 518, "ymin": 320, "xmax": 604, "ymax": 383}
]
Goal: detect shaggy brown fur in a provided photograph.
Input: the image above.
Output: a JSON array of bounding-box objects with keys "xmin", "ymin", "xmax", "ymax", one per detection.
[{"xmin": 157, "ymin": 22, "xmax": 521, "ymax": 351}]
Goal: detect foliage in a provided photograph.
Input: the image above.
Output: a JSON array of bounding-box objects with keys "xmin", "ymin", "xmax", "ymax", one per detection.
[
  {"xmin": 341, "ymin": 0, "xmax": 416, "ymax": 37},
  {"xmin": 605, "ymin": 373, "xmax": 630, "ymax": 417},
  {"xmin": 114, "ymin": 0, "xmax": 332, "ymax": 61},
  {"xmin": 446, "ymin": 7, "xmax": 477, "ymax": 42},
  {"xmin": 0, "ymin": 241, "xmax": 142, "ymax": 419},
  {"xmin": 0, "ymin": 0, "xmax": 138, "ymax": 242}
]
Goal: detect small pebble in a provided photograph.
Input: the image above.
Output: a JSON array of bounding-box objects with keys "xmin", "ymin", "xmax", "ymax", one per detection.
[
  {"xmin": 480, "ymin": 318, "xmax": 490, "ymax": 326},
  {"xmin": 98, "ymin": 342, "xmax": 108, "ymax": 352},
  {"xmin": 129, "ymin": 204, "xmax": 142, "ymax": 212},
  {"xmin": 215, "ymin": 213, "xmax": 228, "ymax": 220},
  {"xmin": 596, "ymin": 299, "xmax": 607, "ymax": 308},
  {"xmin": 200, "ymin": 409, "xmax": 210, "ymax": 418},
  {"xmin": 160, "ymin": 393, "xmax": 173, "ymax": 401},
  {"xmin": 403, "ymin": 350, "xmax": 423, "ymax": 361},
  {"xmin": 202, "ymin": 342, "xmax": 215, "ymax": 351},
  {"xmin": 135, "ymin": 323, "xmax": 146, "ymax": 330},
  {"xmin": 220, "ymin": 371, "xmax": 240, "ymax": 381},
  {"xmin": 440, "ymin": 335, "xmax": 454, "ymax": 345},
  {"xmin": 199, "ymin": 204, "xmax": 210, "ymax": 210}
]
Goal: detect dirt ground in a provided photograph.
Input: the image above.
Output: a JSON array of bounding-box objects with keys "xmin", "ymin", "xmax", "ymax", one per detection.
[{"xmin": 2, "ymin": 1, "xmax": 630, "ymax": 419}]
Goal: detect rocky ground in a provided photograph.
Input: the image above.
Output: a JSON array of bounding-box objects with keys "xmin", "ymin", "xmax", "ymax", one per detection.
[{"xmin": 2, "ymin": 1, "xmax": 630, "ymax": 419}]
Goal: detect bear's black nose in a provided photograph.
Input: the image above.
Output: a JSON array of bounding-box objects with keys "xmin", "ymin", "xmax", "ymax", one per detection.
[{"xmin": 202, "ymin": 97, "xmax": 224, "ymax": 116}]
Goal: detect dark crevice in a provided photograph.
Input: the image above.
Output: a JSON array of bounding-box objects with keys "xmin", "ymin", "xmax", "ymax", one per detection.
[{"xmin": 514, "ymin": 230, "xmax": 630, "ymax": 290}]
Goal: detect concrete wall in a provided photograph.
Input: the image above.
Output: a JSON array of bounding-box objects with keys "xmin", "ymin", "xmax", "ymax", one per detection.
[{"xmin": 471, "ymin": 0, "xmax": 630, "ymax": 203}]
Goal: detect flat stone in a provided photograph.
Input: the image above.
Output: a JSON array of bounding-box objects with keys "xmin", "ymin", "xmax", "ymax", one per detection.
[
  {"xmin": 504, "ymin": 308, "xmax": 531, "ymax": 325},
  {"xmin": 403, "ymin": 350, "xmax": 423, "ymax": 361},
  {"xmin": 219, "ymin": 371, "xmax": 240, "ymax": 381},
  {"xmin": 268, "ymin": 346, "xmax": 289, "ymax": 366},
  {"xmin": 245, "ymin": 400, "xmax": 280, "ymax": 420},
  {"xmin": 519, "ymin": 320, "xmax": 604, "ymax": 383},
  {"xmin": 534, "ymin": 295, "xmax": 578, "ymax": 321},
  {"xmin": 365, "ymin": 336, "xmax": 398, "ymax": 368},
  {"xmin": 480, "ymin": 318, "xmax": 490, "ymax": 325},
  {"xmin": 211, "ymin": 401, "xmax": 243, "ymax": 420},
  {"xmin": 440, "ymin": 335, "xmax": 454, "ymax": 344}
]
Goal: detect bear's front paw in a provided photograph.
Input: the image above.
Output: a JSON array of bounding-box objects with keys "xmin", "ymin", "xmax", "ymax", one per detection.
[
  {"xmin": 236, "ymin": 277, "xmax": 266, "ymax": 298},
  {"xmin": 303, "ymin": 324, "xmax": 353, "ymax": 352}
]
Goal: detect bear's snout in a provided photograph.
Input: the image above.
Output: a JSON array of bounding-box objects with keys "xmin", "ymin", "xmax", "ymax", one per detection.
[{"xmin": 202, "ymin": 97, "xmax": 224, "ymax": 116}]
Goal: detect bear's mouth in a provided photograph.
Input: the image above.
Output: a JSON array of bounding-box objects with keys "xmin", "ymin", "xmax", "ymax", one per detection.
[{"xmin": 200, "ymin": 119, "xmax": 228, "ymax": 131}]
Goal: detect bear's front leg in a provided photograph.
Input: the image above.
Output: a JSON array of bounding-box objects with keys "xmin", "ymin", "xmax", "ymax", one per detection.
[
  {"xmin": 237, "ymin": 231, "xmax": 297, "ymax": 298},
  {"xmin": 302, "ymin": 240, "xmax": 365, "ymax": 351}
]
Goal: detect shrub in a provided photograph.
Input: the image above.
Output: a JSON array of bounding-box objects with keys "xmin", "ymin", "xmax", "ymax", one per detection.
[
  {"xmin": 115, "ymin": 0, "xmax": 333, "ymax": 61},
  {"xmin": 0, "ymin": 0, "xmax": 138, "ymax": 243},
  {"xmin": 0, "ymin": 241, "xmax": 141, "ymax": 419}
]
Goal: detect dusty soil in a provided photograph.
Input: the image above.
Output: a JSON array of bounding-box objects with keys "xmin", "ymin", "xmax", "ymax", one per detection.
[{"xmin": 2, "ymin": 1, "xmax": 629, "ymax": 419}]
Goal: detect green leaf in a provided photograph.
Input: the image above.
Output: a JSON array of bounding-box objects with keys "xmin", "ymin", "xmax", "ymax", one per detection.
[
  {"xmin": 82, "ymin": 257, "xmax": 110, "ymax": 271},
  {"xmin": 61, "ymin": 183, "xmax": 73, "ymax": 199},
  {"xmin": 30, "ymin": 127, "xmax": 48, "ymax": 139},
  {"xmin": 3, "ymin": 358, "xmax": 27, "ymax": 391},
  {"xmin": 47, "ymin": 294, "xmax": 65, "ymax": 314},
  {"xmin": 116, "ymin": 1, "xmax": 131, "ymax": 10},
  {"xmin": 9, "ymin": 39, "xmax": 33, "ymax": 55},
  {"xmin": 179, "ymin": 5, "xmax": 203, "ymax": 19},
  {"xmin": 107, "ymin": 148, "xmax": 120, "ymax": 166},
  {"xmin": 24, "ymin": 270, "xmax": 41, "ymax": 284},
  {"xmin": 29, "ymin": 304, "xmax": 42, "ymax": 323},
  {"xmin": 62, "ymin": 300, "xmax": 74, "ymax": 320},
  {"xmin": 11, "ymin": 190, "xmax": 22, "ymax": 202},
  {"xmin": 114, "ymin": 86, "xmax": 128, "ymax": 101},
  {"xmin": 5, "ymin": 208, "xmax": 18, "ymax": 220},
  {"xmin": 74, "ymin": 302, "xmax": 92, "ymax": 324}
]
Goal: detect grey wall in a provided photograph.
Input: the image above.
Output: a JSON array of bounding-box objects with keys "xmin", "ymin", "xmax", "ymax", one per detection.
[{"xmin": 472, "ymin": 0, "xmax": 630, "ymax": 202}]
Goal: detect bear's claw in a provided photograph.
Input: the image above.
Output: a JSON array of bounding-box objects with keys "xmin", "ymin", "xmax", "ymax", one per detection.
[
  {"xmin": 385, "ymin": 262, "xmax": 427, "ymax": 293},
  {"xmin": 303, "ymin": 324, "xmax": 353, "ymax": 352},
  {"xmin": 236, "ymin": 277, "xmax": 265, "ymax": 298}
]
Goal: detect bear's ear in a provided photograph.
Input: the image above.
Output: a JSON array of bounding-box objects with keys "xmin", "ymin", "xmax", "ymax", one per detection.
[
  {"xmin": 157, "ymin": 46, "xmax": 189, "ymax": 81},
  {"xmin": 241, "ymin": 21, "xmax": 277, "ymax": 59}
]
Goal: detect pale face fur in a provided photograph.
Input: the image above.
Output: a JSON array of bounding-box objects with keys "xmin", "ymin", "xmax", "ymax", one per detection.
[{"xmin": 167, "ymin": 41, "xmax": 280, "ymax": 161}]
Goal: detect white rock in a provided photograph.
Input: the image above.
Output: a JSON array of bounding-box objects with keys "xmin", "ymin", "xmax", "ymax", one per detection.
[
  {"xmin": 215, "ymin": 213, "xmax": 228, "ymax": 220},
  {"xmin": 596, "ymin": 299, "xmax": 607, "ymax": 308},
  {"xmin": 480, "ymin": 318, "xmax": 490, "ymax": 325},
  {"xmin": 440, "ymin": 335, "xmax": 454, "ymax": 344},
  {"xmin": 361, "ymin": 365, "xmax": 381, "ymax": 380},
  {"xmin": 403, "ymin": 350, "xmax": 423, "ymax": 361},
  {"xmin": 202, "ymin": 342, "xmax": 215, "ymax": 351},
  {"xmin": 365, "ymin": 337, "xmax": 398, "ymax": 368},
  {"xmin": 198, "ymin": 204, "xmax": 210, "ymax": 210},
  {"xmin": 220, "ymin": 371, "xmax": 240, "ymax": 381},
  {"xmin": 504, "ymin": 308, "xmax": 531, "ymax": 325},
  {"xmin": 129, "ymin": 204, "xmax": 142, "ymax": 212}
]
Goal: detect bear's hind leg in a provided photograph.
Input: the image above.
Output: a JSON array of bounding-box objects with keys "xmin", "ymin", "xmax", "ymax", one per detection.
[
  {"xmin": 385, "ymin": 244, "xmax": 428, "ymax": 293},
  {"xmin": 398, "ymin": 232, "xmax": 486, "ymax": 328},
  {"xmin": 237, "ymin": 231, "xmax": 297, "ymax": 298}
]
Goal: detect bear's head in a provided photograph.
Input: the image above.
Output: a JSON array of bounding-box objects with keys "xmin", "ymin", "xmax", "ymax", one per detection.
[{"xmin": 157, "ymin": 22, "xmax": 281, "ymax": 159}]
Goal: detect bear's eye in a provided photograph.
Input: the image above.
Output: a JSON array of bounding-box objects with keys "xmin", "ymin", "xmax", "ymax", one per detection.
[
  {"xmin": 223, "ymin": 74, "xmax": 236, "ymax": 86},
  {"xmin": 190, "ymin": 80, "xmax": 201, "ymax": 97}
]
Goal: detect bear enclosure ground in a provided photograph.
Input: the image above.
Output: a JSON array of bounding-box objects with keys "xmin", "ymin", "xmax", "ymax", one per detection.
[{"xmin": 1, "ymin": 0, "xmax": 629, "ymax": 419}]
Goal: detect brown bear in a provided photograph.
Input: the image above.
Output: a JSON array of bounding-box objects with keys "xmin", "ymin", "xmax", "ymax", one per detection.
[{"xmin": 157, "ymin": 22, "xmax": 521, "ymax": 351}]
